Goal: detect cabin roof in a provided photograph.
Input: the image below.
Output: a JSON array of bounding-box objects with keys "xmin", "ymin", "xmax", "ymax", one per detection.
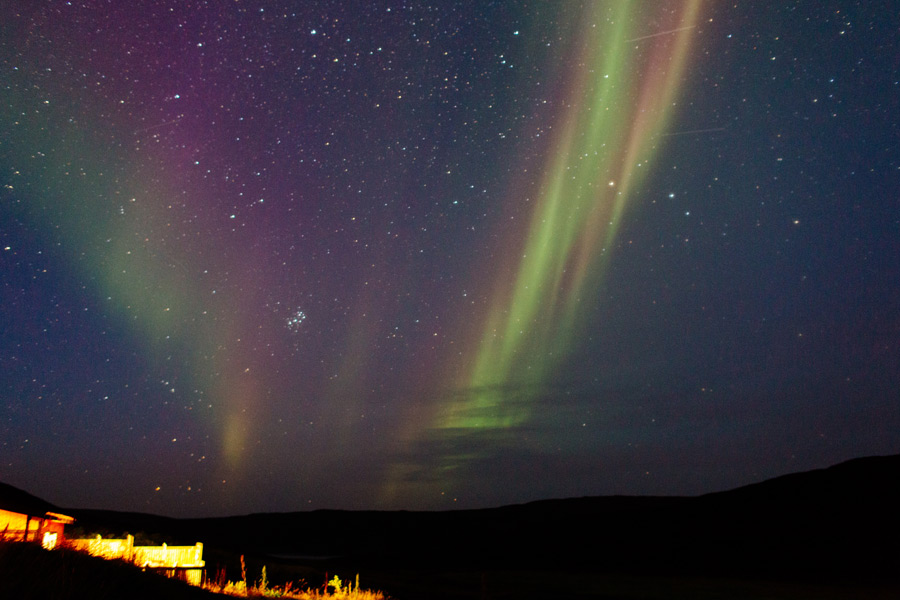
[{"xmin": 0, "ymin": 481, "xmax": 74, "ymax": 522}]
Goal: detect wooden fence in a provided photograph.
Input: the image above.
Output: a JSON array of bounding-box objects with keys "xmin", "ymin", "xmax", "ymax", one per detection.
[{"xmin": 68, "ymin": 535, "xmax": 205, "ymax": 586}]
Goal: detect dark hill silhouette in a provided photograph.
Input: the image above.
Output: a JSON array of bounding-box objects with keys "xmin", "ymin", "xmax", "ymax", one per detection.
[
  {"xmin": 4, "ymin": 455, "xmax": 898, "ymax": 598},
  {"xmin": 704, "ymin": 454, "xmax": 900, "ymax": 503},
  {"xmin": 692, "ymin": 454, "xmax": 900, "ymax": 547},
  {"xmin": 0, "ymin": 481, "xmax": 64, "ymax": 517},
  {"xmin": 65, "ymin": 454, "xmax": 900, "ymax": 581}
]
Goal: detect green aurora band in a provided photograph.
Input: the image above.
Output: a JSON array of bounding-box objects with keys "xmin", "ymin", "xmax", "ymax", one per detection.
[
  {"xmin": 443, "ymin": 1, "xmax": 703, "ymax": 430},
  {"xmin": 2, "ymin": 70, "xmax": 262, "ymax": 475}
]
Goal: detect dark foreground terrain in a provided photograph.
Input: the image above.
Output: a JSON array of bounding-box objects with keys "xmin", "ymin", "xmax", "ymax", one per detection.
[
  {"xmin": 5, "ymin": 455, "xmax": 899, "ymax": 599},
  {"xmin": 0, "ymin": 541, "xmax": 220, "ymax": 600}
]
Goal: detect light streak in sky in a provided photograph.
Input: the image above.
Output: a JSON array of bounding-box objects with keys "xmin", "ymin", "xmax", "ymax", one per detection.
[
  {"xmin": 659, "ymin": 126, "xmax": 727, "ymax": 137},
  {"xmin": 626, "ymin": 24, "xmax": 697, "ymax": 43}
]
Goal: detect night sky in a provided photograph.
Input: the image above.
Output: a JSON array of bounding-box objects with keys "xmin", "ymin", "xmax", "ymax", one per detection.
[{"xmin": 2, "ymin": 1, "xmax": 898, "ymax": 518}]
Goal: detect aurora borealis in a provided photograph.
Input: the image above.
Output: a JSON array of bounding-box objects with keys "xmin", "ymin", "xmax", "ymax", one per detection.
[
  {"xmin": 445, "ymin": 2, "xmax": 702, "ymax": 430},
  {"xmin": 2, "ymin": 2, "xmax": 899, "ymax": 517}
]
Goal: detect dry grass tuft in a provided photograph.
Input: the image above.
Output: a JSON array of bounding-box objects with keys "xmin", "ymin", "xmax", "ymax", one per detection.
[{"xmin": 203, "ymin": 556, "xmax": 388, "ymax": 599}]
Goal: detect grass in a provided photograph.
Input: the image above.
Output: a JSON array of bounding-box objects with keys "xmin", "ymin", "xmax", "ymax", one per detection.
[{"xmin": 203, "ymin": 556, "xmax": 388, "ymax": 599}]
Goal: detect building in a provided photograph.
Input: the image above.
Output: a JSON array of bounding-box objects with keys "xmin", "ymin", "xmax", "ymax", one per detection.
[{"xmin": 0, "ymin": 482, "xmax": 75, "ymax": 549}]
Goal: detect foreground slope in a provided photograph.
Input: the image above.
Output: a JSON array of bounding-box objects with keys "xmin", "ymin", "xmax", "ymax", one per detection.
[{"xmin": 0, "ymin": 542, "xmax": 220, "ymax": 600}]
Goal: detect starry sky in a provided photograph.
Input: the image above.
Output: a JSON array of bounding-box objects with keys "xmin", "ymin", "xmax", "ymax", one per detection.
[{"xmin": 2, "ymin": 1, "xmax": 898, "ymax": 518}]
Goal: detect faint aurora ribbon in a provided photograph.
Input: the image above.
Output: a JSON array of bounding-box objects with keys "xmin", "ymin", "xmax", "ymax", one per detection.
[{"xmin": 443, "ymin": 1, "xmax": 704, "ymax": 430}]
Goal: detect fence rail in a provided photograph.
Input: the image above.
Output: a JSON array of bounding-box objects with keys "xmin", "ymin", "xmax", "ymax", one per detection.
[{"xmin": 68, "ymin": 535, "xmax": 205, "ymax": 586}]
